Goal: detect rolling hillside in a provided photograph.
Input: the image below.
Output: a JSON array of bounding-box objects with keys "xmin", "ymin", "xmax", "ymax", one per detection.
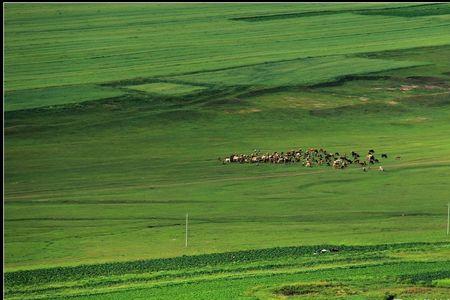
[{"xmin": 4, "ymin": 3, "xmax": 450, "ymax": 299}]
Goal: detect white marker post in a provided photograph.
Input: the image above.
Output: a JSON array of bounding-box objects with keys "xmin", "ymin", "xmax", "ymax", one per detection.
[
  {"xmin": 185, "ymin": 213, "xmax": 189, "ymax": 247},
  {"xmin": 447, "ymin": 204, "xmax": 449, "ymax": 236}
]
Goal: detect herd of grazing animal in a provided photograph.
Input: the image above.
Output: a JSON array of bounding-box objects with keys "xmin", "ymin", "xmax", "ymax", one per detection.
[{"xmin": 220, "ymin": 148, "xmax": 389, "ymax": 171}]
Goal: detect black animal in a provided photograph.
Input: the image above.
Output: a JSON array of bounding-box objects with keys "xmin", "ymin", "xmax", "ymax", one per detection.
[
  {"xmin": 368, "ymin": 149, "xmax": 375, "ymax": 154},
  {"xmin": 381, "ymin": 153, "xmax": 388, "ymax": 158}
]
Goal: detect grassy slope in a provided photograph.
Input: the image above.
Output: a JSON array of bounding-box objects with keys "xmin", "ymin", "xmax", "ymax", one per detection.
[
  {"xmin": 127, "ymin": 82, "xmax": 206, "ymax": 96},
  {"xmin": 170, "ymin": 56, "xmax": 425, "ymax": 87},
  {"xmin": 4, "ymin": 85, "xmax": 125, "ymax": 111},
  {"xmin": 5, "ymin": 3, "xmax": 449, "ymax": 91},
  {"xmin": 5, "ymin": 243, "xmax": 450, "ymax": 299},
  {"xmin": 5, "ymin": 47, "xmax": 450, "ymax": 270},
  {"xmin": 4, "ymin": 3, "xmax": 450, "ymax": 299}
]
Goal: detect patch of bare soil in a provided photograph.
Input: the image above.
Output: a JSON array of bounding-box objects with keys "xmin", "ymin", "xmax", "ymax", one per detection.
[
  {"xmin": 402, "ymin": 286, "xmax": 433, "ymax": 294},
  {"xmin": 392, "ymin": 116, "xmax": 429, "ymax": 125},
  {"xmin": 103, "ymin": 104, "xmax": 120, "ymax": 110},
  {"xmin": 423, "ymin": 85, "xmax": 444, "ymax": 90},
  {"xmin": 224, "ymin": 108, "xmax": 261, "ymax": 114},
  {"xmin": 275, "ymin": 282, "xmax": 358, "ymax": 297},
  {"xmin": 405, "ymin": 76, "xmax": 450, "ymax": 86},
  {"xmin": 400, "ymin": 85, "xmax": 419, "ymax": 91}
]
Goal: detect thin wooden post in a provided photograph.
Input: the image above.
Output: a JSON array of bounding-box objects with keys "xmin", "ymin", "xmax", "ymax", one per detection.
[
  {"xmin": 447, "ymin": 204, "xmax": 449, "ymax": 236},
  {"xmin": 185, "ymin": 213, "xmax": 189, "ymax": 247}
]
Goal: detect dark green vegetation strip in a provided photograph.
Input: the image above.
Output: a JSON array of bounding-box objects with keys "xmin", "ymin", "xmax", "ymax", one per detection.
[
  {"xmin": 399, "ymin": 270, "xmax": 450, "ymax": 284},
  {"xmin": 231, "ymin": 3, "xmax": 450, "ymax": 22},
  {"xmin": 4, "ymin": 242, "xmax": 445, "ymax": 287},
  {"xmin": 358, "ymin": 3, "xmax": 450, "ymax": 17}
]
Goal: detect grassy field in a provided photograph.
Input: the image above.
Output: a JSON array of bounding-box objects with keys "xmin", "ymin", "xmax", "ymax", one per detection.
[
  {"xmin": 4, "ymin": 3, "xmax": 450, "ymax": 299},
  {"xmin": 126, "ymin": 82, "xmax": 206, "ymax": 96}
]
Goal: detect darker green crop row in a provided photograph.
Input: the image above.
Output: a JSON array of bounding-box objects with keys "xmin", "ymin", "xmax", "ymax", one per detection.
[
  {"xmin": 399, "ymin": 270, "xmax": 450, "ymax": 285},
  {"xmin": 5, "ymin": 242, "xmax": 445, "ymax": 287},
  {"xmin": 231, "ymin": 3, "xmax": 449, "ymax": 22},
  {"xmin": 358, "ymin": 3, "xmax": 450, "ymax": 17}
]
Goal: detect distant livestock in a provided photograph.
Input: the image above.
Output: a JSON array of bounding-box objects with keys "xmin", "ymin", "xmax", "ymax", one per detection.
[{"xmin": 219, "ymin": 148, "xmax": 390, "ymax": 171}]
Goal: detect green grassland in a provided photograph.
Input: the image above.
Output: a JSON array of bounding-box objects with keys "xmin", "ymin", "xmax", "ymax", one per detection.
[
  {"xmin": 127, "ymin": 82, "xmax": 206, "ymax": 96},
  {"xmin": 5, "ymin": 243, "xmax": 450, "ymax": 299},
  {"xmin": 4, "ymin": 84, "xmax": 125, "ymax": 111},
  {"xmin": 4, "ymin": 2, "xmax": 450, "ymax": 299}
]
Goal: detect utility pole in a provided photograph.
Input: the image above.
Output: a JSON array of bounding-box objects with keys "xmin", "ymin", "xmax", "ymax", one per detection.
[{"xmin": 185, "ymin": 213, "xmax": 189, "ymax": 247}]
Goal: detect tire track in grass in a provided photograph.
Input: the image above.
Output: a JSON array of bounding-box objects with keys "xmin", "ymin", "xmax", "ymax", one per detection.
[
  {"xmin": 118, "ymin": 159, "xmax": 450, "ymax": 189},
  {"xmin": 5, "ymin": 159, "xmax": 450, "ymax": 201}
]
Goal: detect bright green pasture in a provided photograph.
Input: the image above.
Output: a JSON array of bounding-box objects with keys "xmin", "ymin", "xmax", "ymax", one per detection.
[
  {"xmin": 127, "ymin": 82, "xmax": 206, "ymax": 96},
  {"xmin": 171, "ymin": 56, "xmax": 424, "ymax": 87},
  {"xmin": 4, "ymin": 84, "xmax": 124, "ymax": 111},
  {"xmin": 4, "ymin": 243, "xmax": 450, "ymax": 299},
  {"xmin": 4, "ymin": 3, "xmax": 450, "ymax": 299},
  {"xmin": 5, "ymin": 73, "xmax": 450, "ymax": 270},
  {"xmin": 5, "ymin": 3, "xmax": 450, "ymax": 91}
]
